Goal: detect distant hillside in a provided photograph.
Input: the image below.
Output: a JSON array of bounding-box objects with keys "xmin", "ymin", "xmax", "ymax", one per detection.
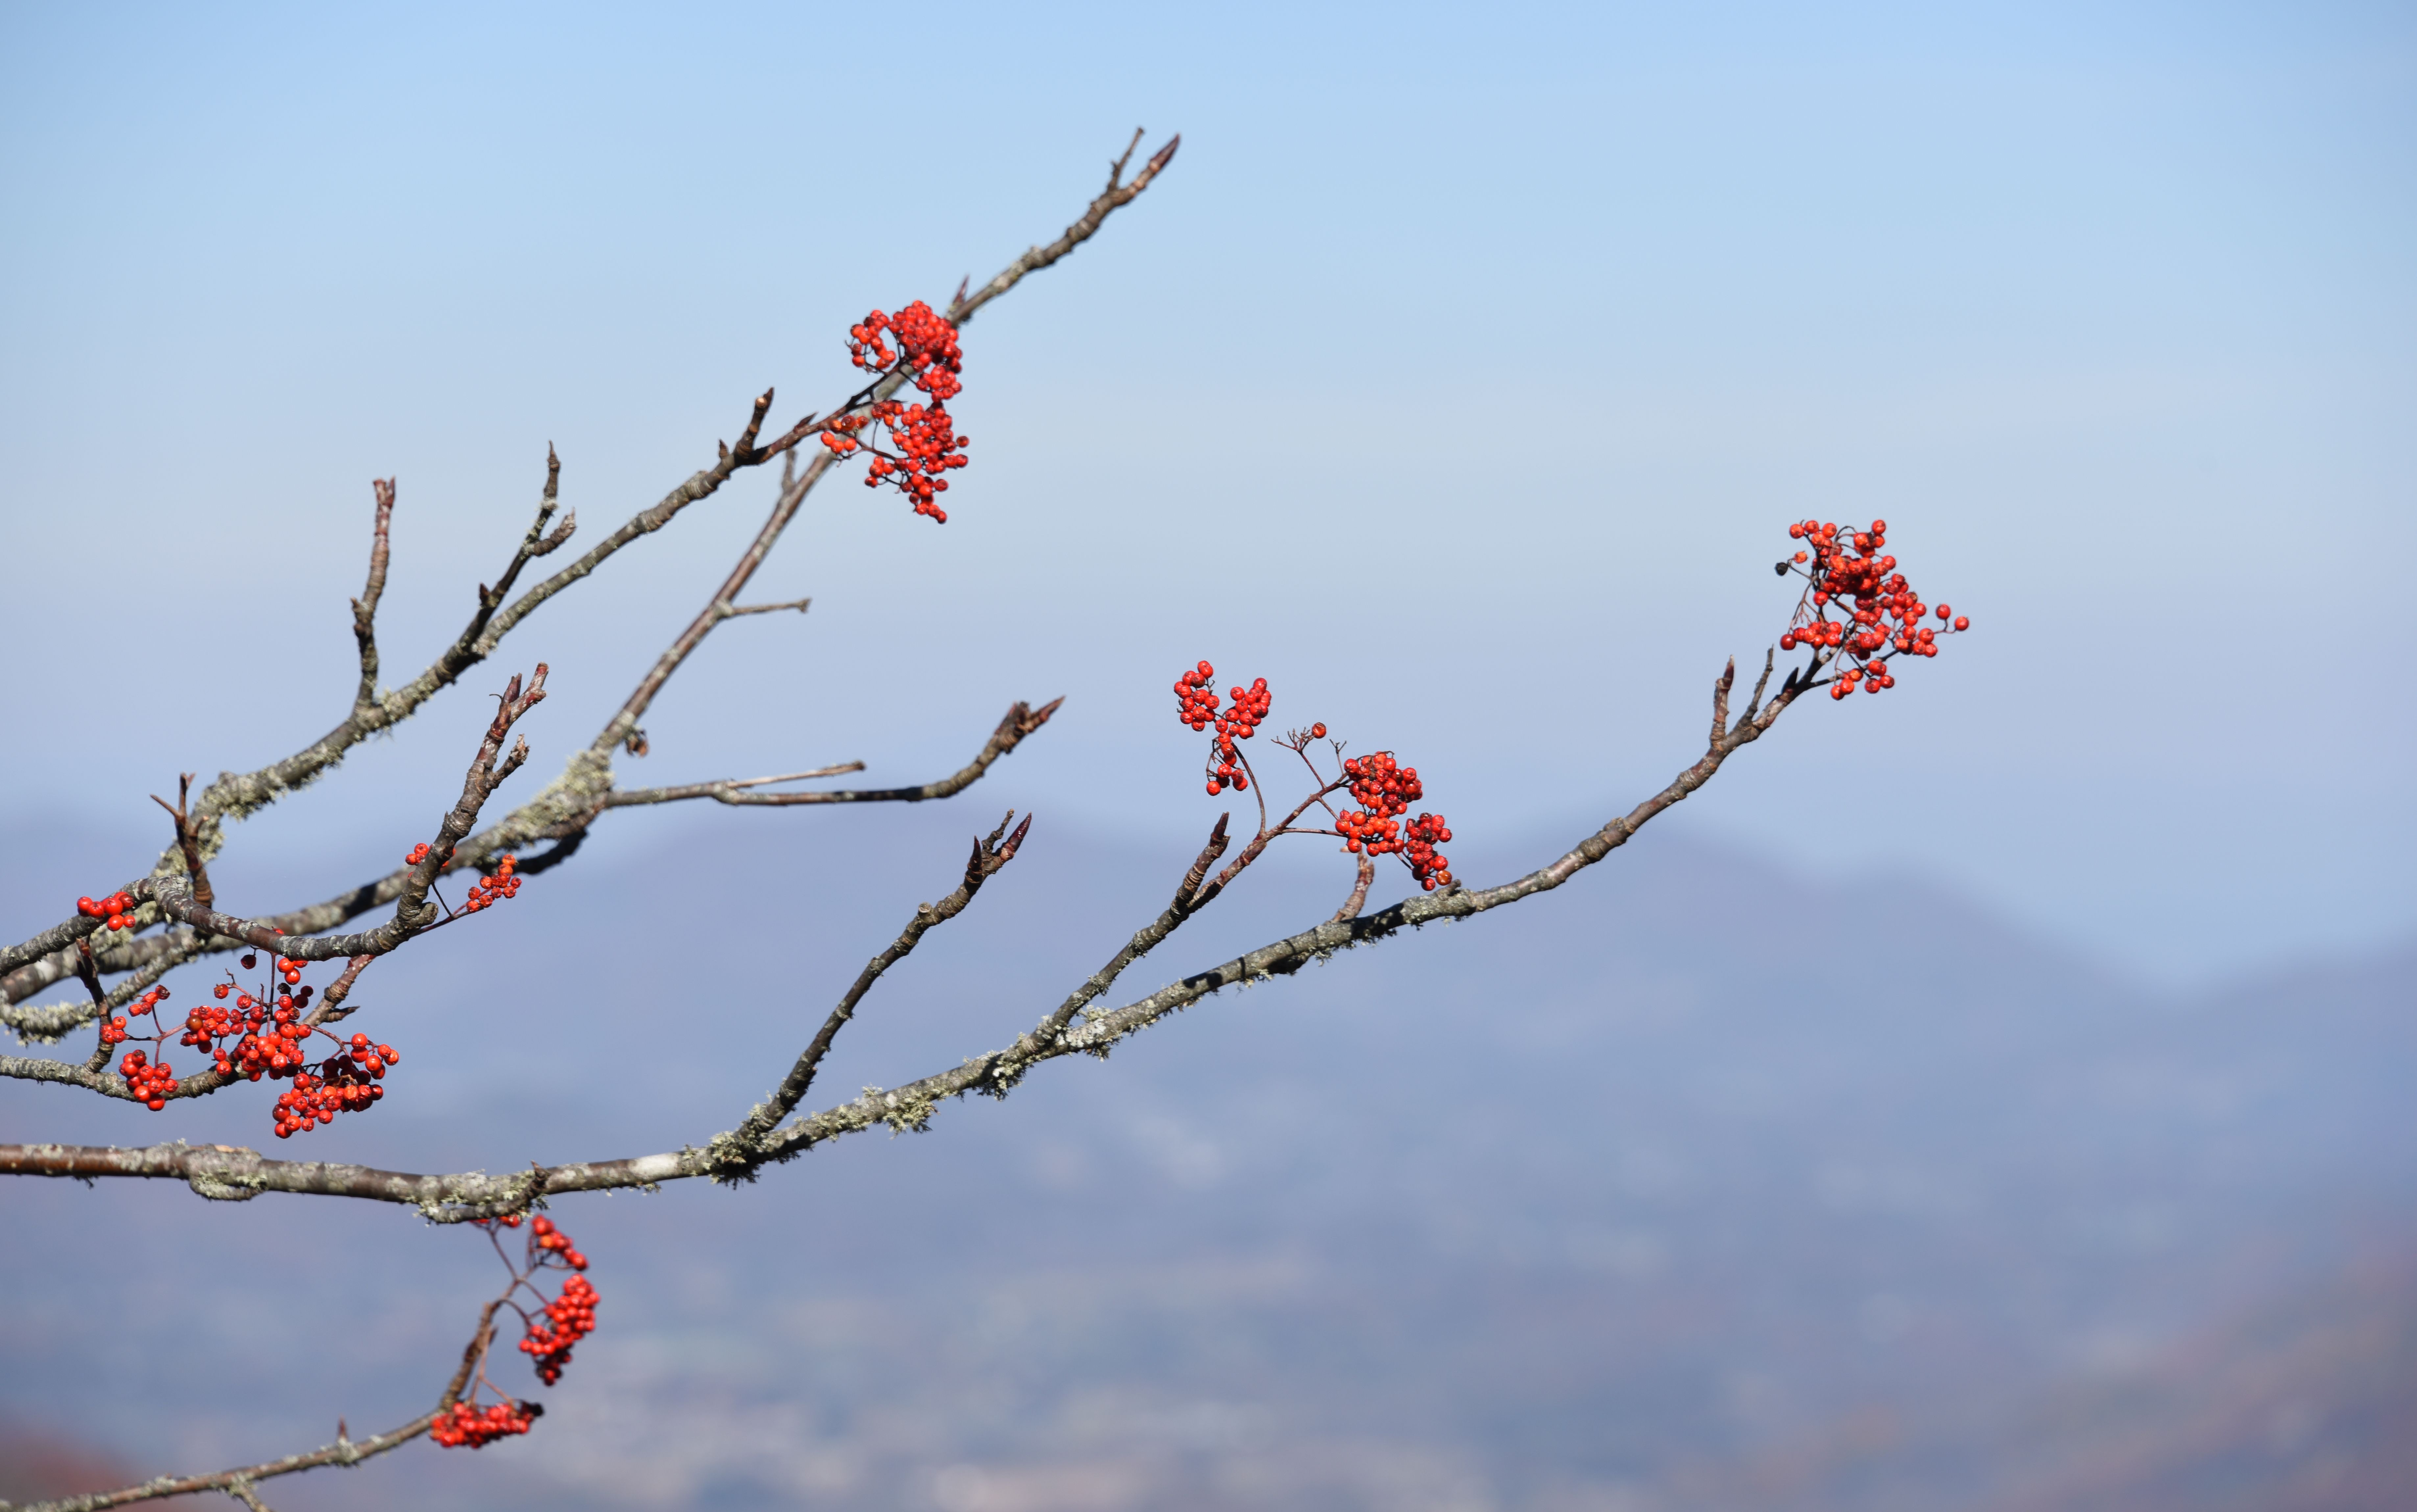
[{"xmin": 5, "ymin": 811, "xmax": 2412, "ymax": 1510}]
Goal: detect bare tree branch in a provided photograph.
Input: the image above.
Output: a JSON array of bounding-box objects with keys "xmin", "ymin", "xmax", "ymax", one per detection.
[
  {"xmin": 149, "ymin": 775, "xmax": 213, "ymax": 913},
  {"xmin": 1333, "ymin": 852, "xmax": 1376, "ymax": 922},
  {"xmin": 137, "ymin": 668, "xmax": 549, "ymax": 964},
  {"xmin": 948, "ymin": 129, "xmax": 1180, "ymax": 326},
  {"xmin": 4, "ymin": 699, "xmax": 1040, "ymax": 1018},
  {"xmin": 3, "ymin": 673, "xmax": 547, "ymax": 1092},
  {"xmin": 0, "ymin": 664, "xmax": 1798, "ymax": 1211},
  {"xmin": 2, "ymin": 709, "xmax": 1018, "ymax": 1027},
  {"xmin": 0, "ymin": 1292, "xmax": 518, "ymax": 1512},
  {"xmin": 222, "ymin": 1478, "xmax": 275, "ymax": 1512},
  {"xmin": 350, "ymin": 477, "xmax": 397, "ymax": 714},
  {"xmin": 187, "ymin": 468, "xmax": 577, "ymax": 837},
  {"xmin": 1, "ymin": 913, "xmax": 115, "ymax": 981},
  {"xmin": 727, "ymin": 811, "xmax": 1031, "ymax": 1154},
  {"xmin": 605, "ymin": 700, "xmax": 1062, "ymax": 810},
  {"xmin": 0, "ymin": 1411, "xmax": 436, "ymax": 1512},
  {"xmin": 588, "ymin": 448, "xmax": 836, "ymax": 760},
  {"xmin": 721, "ymin": 597, "xmax": 812, "ymax": 618},
  {"xmin": 4, "ymin": 936, "xmax": 206, "ymax": 1043}
]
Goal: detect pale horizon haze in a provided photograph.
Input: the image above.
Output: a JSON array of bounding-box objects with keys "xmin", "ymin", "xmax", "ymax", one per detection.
[{"xmin": 1, "ymin": 1, "xmax": 2410, "ymax": 987}]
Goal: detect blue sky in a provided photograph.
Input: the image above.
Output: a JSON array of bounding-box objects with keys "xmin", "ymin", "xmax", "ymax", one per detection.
[{"xmin": 1, "ymin": 1, "xmax": 2410, "ymax": 984}]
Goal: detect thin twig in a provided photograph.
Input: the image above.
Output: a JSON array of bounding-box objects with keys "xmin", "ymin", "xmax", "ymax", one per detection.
[
  {"xmin": 604, "ymin": 701, "xmax": 1060, "ymax": 809},
  {"xmin": 726, "ymin": 813, "xmax": 1032, "ymax": 1156},
  {"xmin": 1333, "ymin": 852, "xmax": 1376, "ymax": 922},
  {"xmin": 149, "ymin": 775, "xmax": 213, "ymax": 912},
  {"xmin": 947, "ymin": 129, "xmax": 1180, "ymax": 326},
  {"xmin": 349, "ymin": 478, "xmax": 395, "ymax": 713},
  {"xmin": 3, "ymin": 1413, "xmax": 437, "ymax": 1512},
  {"xmin": 589, "ymin": 449, "xmax": 834, "ymax": 760},
  {"xmin": 720, "ymin": 597, "xmax": 812, "ymax": 618},
  {"xmin": 1, "ymin": 1293, "xmax": 519, "ymax": 1512}
]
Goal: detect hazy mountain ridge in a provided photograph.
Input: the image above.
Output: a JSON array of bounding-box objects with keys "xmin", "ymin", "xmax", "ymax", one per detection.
[{"xmin": 4, "ymin": 812, "xmax": 2411, "ymax": 1509}]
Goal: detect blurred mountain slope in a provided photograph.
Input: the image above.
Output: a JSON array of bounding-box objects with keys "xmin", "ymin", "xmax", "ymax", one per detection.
[{"xmin": 4, "ymin": 808, "xmax": 2411, "ymax": 1510}]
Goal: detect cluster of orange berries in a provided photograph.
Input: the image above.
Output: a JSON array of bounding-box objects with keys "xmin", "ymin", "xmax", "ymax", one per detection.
[
  {"xmin": 218, "ymin": 980, "xmax": 323, "ymax": 1074},
  {"xmin": 1209, "ymin": 677, "xmax": 1271, "ymax": 793},
  {"xmin": 521, "ymin": 1272, "xmax": 601, "ymax": 1386},
  {"xmin": 512, "ymin": 1215, "xmax": 599, "ymax": 1387},
  {"xmin": 1342, "ymin": 752, "xmax": 1423, "ymax": 821},
  {"xmin": 1174, "ymin": 663, "xmax": 1221, "ymax": 728},
  {"xmin": 76, "ymin": 890, "xmax": 138, "ymax": 932},
  {"xmin": 176, "ymin": 997, "xmax": 244, "ymax": 1050},
  {"xmin": 98, "ymin": 985, "xmax": 170, "ymax": 1049},
  {"xmin": 1162, "ymin": 676, "xmax": 1463, "ymax": 895},
  {"xmin": 405, "ymin": 842, "xmax": 435, "ymax": 867},
  {"xmin": 1401, "ymin": 813, "xmax": 1455, "ymax": 892},
  {"xmin": 822, "ymin": 399, "xmax": 969, "ymax": 523},
  {"xmin": 117, "ymin": 1048, "xmax": 178, "ymax": 1108},
  {"xmin": 462, "ymin": 853, "xmax": 521, "ymax": 913},
  {"xmin": 101, "ymin": 949, "xmax": 400, "ymax": 1133},
  {"xmin": 431, "ymin": 1399, "xmax": 538, "ymax": 1449},
  {"xmin": 871, "ymin": 402, "xmax": 966, "ymax": 519},
  {"xmin": 846, "ymin": 300, "xmax": 964, "ymax": 402},
  {"xmin": 1777, "ymin": 518, "xmax": 1969, "ymax": 700},
  {"xmin": 1173, "ymin": 662, "xmax": 1273, "ymax": 795},
  {"xmin": 826, "ymin": 302, "xmax": 970, "ymax": 523},
  {"xmin": 436, "ymin": 1212, "xmax": 598, "ymax": 1451},
  {"xmin": 271, "ymin": 1053, "xmax": 388, "ymax": 1139},
  {"xmin": 1224, "ymin": 679, "xmax": 1271, "ymax": 741},
  {"xmin": 1334, "ymin": 753, "xmax": 1454, "ymax": 886},
  {"xmin": 528, "ymin": 1212, "xmax": 590, "ymax": 1270}
]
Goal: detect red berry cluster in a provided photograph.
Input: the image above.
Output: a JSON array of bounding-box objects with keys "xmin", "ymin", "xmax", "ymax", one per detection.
[
  {"xmin": 436, "ymin": 1211, "xmax": 599, "ymax": 1450},
  {"xmin": 825, "ymin": 302, "xmax": 970, "ymax": 524},
  {"xmin": 1174, "ymin": 662, "xmax": 1220, "ymax": 729},
  {"xmin": 1335, "ymin": 753, "xmax": 1453, "ymax": 887},
  {"xmin": 1777, "ymin": 518, "xmax": 1969, "ymax": 700},
  {"xmin": 521, "ymin": 1273, "xmax": 600, "ymax": 1386},
  {"xmin": 271, "ymin": 1054, "xmax": 386, "ymax": 1139},
  {"xmin": 1401, "ymin": 812, "xmax": 1455, "ymax": 892},
  {"xmin": 1224, "ymin": 679, "xmax": 1271, "ymax": 740},
  {"xmin": 845, "ymin": 300, "xmax": 964, "ymax": 402},
  {"xmin": 821, "ymin": 400, "xmax": 969, "ymax": 523},
  {"xmin": 104, "ymin": 950, "xmax": 402, "ymax": 1133},
  {"xmin": 76, "ymin": 891, "xmax": 138, "ymax": 932},
  {"xmin": 515, "ymin": 1215, "xmax": 599, "ymax": 1387},
  {"xmin": 431, "ymin": 1399, "xmax": 538, "ymax": 1450},
  {"xmin": 117, "ymin": 1048, "xmax": 178, "ymax": 1109},
  {"xmin": 1173, "ymin": 661, "xmax": 1272, "ymax": 795},
  {"xmin": 462, "ymin": 853, "xmax": 521, "ymax": 913},
  {"xmin": 1340, "ymin": 752, "xmax": 1422, "ymax": 826},
  {"xmin": 869, "ymin": 401, "xmax": 965, "ymax": 520},
  {"xmin": 99, "ymin": 985, "xmax": 171, "ymax": 1049},
  {"xmin": 529, "ymin": 1212, "xmax": 590, "ymax": 1270},
  {"xmin": 1209, "ymin": 677, "xmax": 1270, "ymax": 794},
  {"xmin": 405, "ymin": 842, "xmax": 434, "ymax": 866}
]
